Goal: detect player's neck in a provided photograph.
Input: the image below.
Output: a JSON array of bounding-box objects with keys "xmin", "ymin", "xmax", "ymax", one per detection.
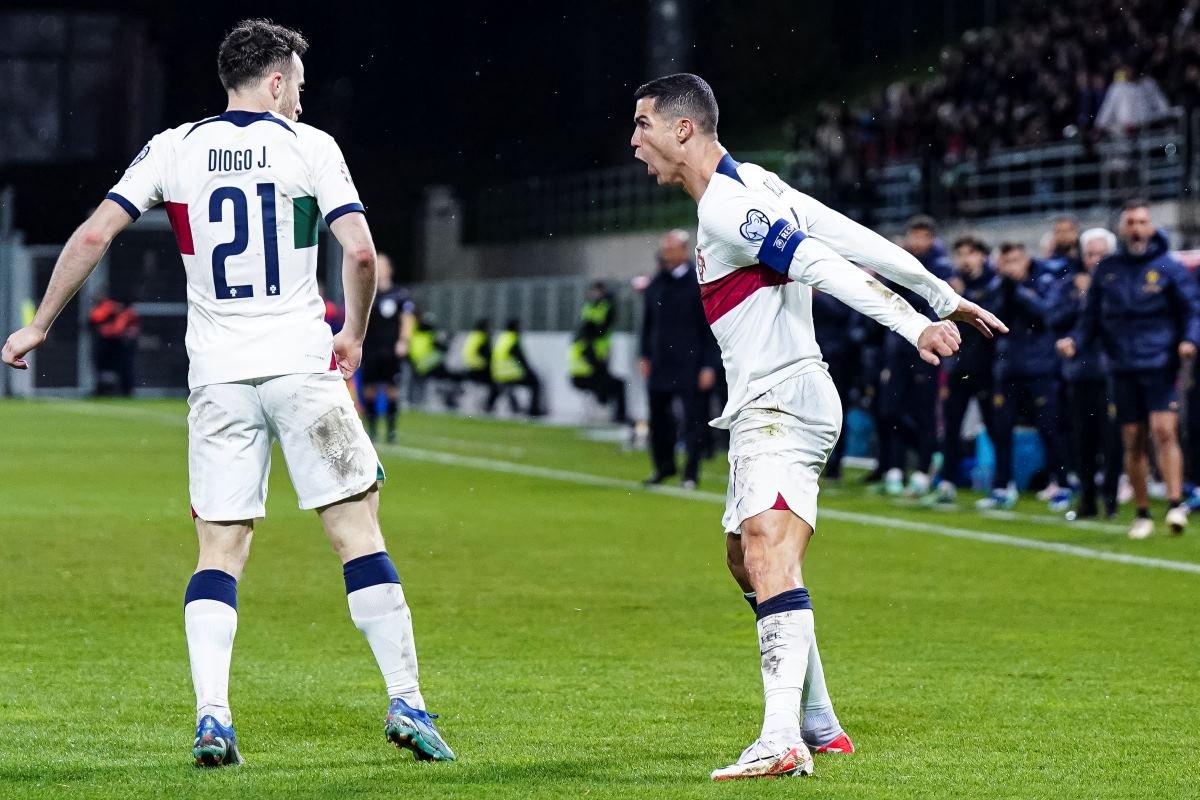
[
  {"xmin": 225, "ymin": 90, "xmax": 277, "ymax": 114},
  {"xmin": 680, "ymin": 143, "xmax": 728, "ymax": 203}
]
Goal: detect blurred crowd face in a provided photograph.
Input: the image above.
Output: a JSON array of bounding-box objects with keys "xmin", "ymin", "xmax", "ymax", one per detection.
[
  {"xmin": 659, "ymin": 232, "xmax": 691, "ymax": 268},
  {"xmin": 954, "ymin": 244, "xmax": 987, "ymax": 278},
  {"xmin": 1082, "ymin": 237, "xmax": 1113, "ymax": 271},
  {"xmin": 376, "ymin": 253, "xmax": 394, "ymax": 290},
  {"xmin": 1053, "ymin": 218, "xmax": 1079, "ymax": 255},
  {"xmin": 997, "ymin": 247, "xmax": 1031, "ymax": 281},
  {"xmin": 904, "ymin": 226, "xmax": 935, "ymax": 257},
  {"xmin": 1118, "ymin": 206, "xmax": 1154, "ymax": 256}
]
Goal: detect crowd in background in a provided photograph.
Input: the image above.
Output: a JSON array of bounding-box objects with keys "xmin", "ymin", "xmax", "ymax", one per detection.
[{"xmin": 807, "ymin": 0, "xmax": 1200, "ymax": 209}]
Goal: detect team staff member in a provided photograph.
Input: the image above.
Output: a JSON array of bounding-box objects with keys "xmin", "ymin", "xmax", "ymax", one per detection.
[
  {"xmin": 1048, "ymin": 228, "xmax": 1122, "ymax": 519},
  {"xmin": 359, "ymin": 253, "xmax": 413, "ymax": 443},
  {"xmin": 461, "ymin": 318, "xmax": 493, "ymax": 388},
  {"xmin": 640, "ymin": 229, "xmax": 721, "ymax": 489},
  {"xmin": 931, "ymin": 236, "xmax": 999, "ymax": 504},
  {"xmin": 980, "ymin": 242, "xmax": 1070, "ymax": 511},
  {"xmin": 811, "ymin": 288, "xmax": 858, "ymax": 480},
  {"xmin": 1059, "ymin": 200, "xmax": 1200, "ymax": 538},
  {"xmin": 488, "ymin": 318, "xmax": 544, "ymax": 417}
]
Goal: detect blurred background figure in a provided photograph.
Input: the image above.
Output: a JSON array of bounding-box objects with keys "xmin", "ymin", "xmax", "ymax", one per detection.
[
  {"xmin": 1058, "ymin": 201, "xmax": 1200, "ymax": 538},
  {"xmin": 931, "ymin": 235, "xmax": 998, "ymax": 505},
  {"xmin": 639, "ymin": 229, "xmax": 721, "ymax": 490},
  {"xmin": 317, "ymin": 278, "xmax": 343, "ymax": 334},
  {"xmin": 360, "ymin": 253, "xmax": 414, "ymax": 443},
  {"xmin": 877, "ymin": 215, "xmax": 951, "ymax": 497},
  {"xmin": 811, "ymin": 287, "xmax": 859, "ymax": 481},
  {"xmin": 488, "ymin": 318, "xmax": 544, "ymax": 417},
  {"xmin": 88, "ymin": 290, "xmax": 140, "ymax": 397},
  {"xmin": 570, "ymin": 281, "xmax": 628, "ymax": 423},
  {"xmin": 407, "ymin": 312, "xmax": 463, "ymax": 410},
  {"xmin": 460, "ymin": 318, "xmax": 494, "ymax": 399},
  {"xmin": 1050, "ymin": 227, "xmax": 1121, "ymax": 518},
  {"xmin": 980, "ymin": 242, "xmax": 1070, "ymax": 511}
]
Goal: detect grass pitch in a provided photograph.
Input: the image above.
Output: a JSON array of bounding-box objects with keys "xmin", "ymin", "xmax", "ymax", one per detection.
[{"xmin": 1, "ymin": 399, "xmax": 1199, "ymax": 799}]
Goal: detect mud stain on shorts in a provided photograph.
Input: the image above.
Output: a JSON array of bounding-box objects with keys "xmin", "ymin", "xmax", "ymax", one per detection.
[{"xmin": 306, "ymin": 407, "xmax": 360, "ymax": 482}]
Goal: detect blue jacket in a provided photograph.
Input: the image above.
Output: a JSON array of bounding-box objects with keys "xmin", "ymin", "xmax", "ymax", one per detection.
[
  {"xmin": 883, "ymin": 242, "xmax": 953, "ymax": 367},
  {"xmin": 1047, "ymin": 267, "xmax": 1106, "ymax": 382},
  {"xmin": 1070, "ymin": 230, "xmax": 1200, "ymax": 373},
  {"xmin": 947, "ymin": 263, "xmax": 1001, "ymax": 379},
  {"xmin": 812, "ymin": 288, "xmax": 856, "ymax": 361},
  {"xmin": 993, "ymin": 260, "xmax": 1060, "ymax": 380}
]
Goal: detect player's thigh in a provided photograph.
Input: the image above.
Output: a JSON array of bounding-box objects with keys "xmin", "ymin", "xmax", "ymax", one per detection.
[
  {"xmin": 739, "ymin": 509, "xmax": 814, "ymax": 580},
  {"xmin": 187, "ymin": 381, "xmax": 272, "ymax": 522},
  {"xmin": 259, "ymin": 372, "xmax": 381, "ymax": 512},
  {"xmin": 722, "ymin": 370, "xmax": 840, "ymax": 536}
]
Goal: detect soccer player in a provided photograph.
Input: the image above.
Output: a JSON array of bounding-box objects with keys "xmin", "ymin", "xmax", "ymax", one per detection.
[
  {"xmin": 2, "ymin": 19, "xmax": 454, "ymax": 766},
  {"xmin": 360, "ymin": 253, "xmax": 414, "ymax": 442},
  {"xmin": 630, "ymin": 74, "xmax": 1005, "ymax": 780}
]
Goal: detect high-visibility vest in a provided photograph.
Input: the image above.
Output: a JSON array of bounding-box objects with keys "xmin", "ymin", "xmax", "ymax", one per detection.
[
  {"xmin": 408, "ymin": 329, "xmax": 442, "ymax": 376},
  {"xmin": 462, "ymin": 330, "xmax": 489, "ymax": 371},
  {"xmin": 491, "ymin": 331, "xmax": 525, "ymax": 383},
  {"xmin": 580, "ymin": 299, "xmax": 612, "ymax": 362},
  {"xmin": 568, "ymin": 339, "xmax": 593, "ymax": 378}
]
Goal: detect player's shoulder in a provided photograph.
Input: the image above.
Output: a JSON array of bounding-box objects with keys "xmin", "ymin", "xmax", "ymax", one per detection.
[{"xmin": 290, "ymin": 119, "xmax": 340, "ymax": 149}]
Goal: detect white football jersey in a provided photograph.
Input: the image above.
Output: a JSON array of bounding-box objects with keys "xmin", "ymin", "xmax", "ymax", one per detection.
[
  {"xmin": 107, "ymin": 110, "xmax": 363, "ymax": 388},
  {"xmin": 696, "ymin": 155, "xmax": 960, "ymax": 428}
]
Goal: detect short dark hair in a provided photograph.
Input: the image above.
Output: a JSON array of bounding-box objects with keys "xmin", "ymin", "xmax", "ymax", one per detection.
[
  {"xmin": 998, "ymin": 241, "xmax": 1026, "ymax": 256},
  {"xmin": 906, "ymin": 214, "xmax": 937, "ymax": 233},
  {"xmin": 953, "ymin": 235, "xmax": 988, "ymax": 254},
  {"xmin": 1121, "ymin": 197, "xmax": 1150, "ymax": 213},
  {"xmin": 218, "ymin": 19, "xmax": 309, "ymax": 92},
  {"xmin": 634, "ymin": 73, "xmax": 719, "ymax": 135}
]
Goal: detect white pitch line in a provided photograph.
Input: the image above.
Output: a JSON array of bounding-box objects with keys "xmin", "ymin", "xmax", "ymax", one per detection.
[{"xmin": 33, "ymin": 401, "xmax": 1200, "ymax": 576}]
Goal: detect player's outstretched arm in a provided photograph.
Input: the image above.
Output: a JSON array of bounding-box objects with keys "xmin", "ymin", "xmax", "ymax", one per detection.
[
  {"xmin": 2, "ymin": 200, "xmax": 132, "ymax": 370},
  {"xmin": 328, "ymin": 212, "xmax": 377, "ymax": 379},
  {"xmin": 801, "ymin": 197, "xmax": 1006, "ymax": 337},
  {"xmin": 789, "ymin": 237, "xmax": 960, "ymax": 366}
]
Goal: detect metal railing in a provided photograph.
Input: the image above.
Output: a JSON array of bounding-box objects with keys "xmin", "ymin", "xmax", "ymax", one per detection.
[{"xmin": 465, "ymin": 110, "xmax": 1197, "ymax": 243}]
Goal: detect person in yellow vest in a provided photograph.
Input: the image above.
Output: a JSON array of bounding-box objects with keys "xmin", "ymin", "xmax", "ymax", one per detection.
[
  {"xmin": 569, "ymin": 322, "xmax": 628, "ymax": 423},
  {"xmin": 460, "ymin": 318, "xmax": 493, "ymax": 389},
  {"xmin": 408, "ymin": 312, "xmax": 463, "ymax": 409},
  {"xmin": 487, "ymin": 318, "xmax": 544, "ymax": 416}
]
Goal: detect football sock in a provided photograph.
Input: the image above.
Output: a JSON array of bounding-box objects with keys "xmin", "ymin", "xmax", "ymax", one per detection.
[
  {"xmin": 755, "ymin": 587, "xmax": 814, "ymax": 742},
  {"xmin": 801, "ymin": 636, "xmax": 845, "ymax": 746},
  {"xmin": 385, "ymin": 399, "xmax": 398, "ymax": 436},
  {"xmin": 344, "ymin": 552, "xmax": 425, "ymax": 710},
  {"xmin": 1137, "ymin": 506, "xmax": 1151, "ymax": 519},
  {"xmin": 1168, "ymin": 498, "xmax": 1183, "ymax": 509},
  {"xmin": 743, "ymin": 591, "xmax": 757, "ymax": 611},
  {"xmin": 184, "ymin": 570, "xmax": 238, "ymax": 727},
  {"xmin": 364, "ymin": 402, "xmax": 378, "ymax": 439}
]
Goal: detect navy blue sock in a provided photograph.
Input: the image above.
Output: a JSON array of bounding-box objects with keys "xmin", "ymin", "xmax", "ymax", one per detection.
[
  {"xmin": 743, "ymin": 591, "xmax": 758, "ymax": 612},
  {"xmin": 343, "ymin": 551, "xmax": 400, "ymax": 594},
  {"xmin": 754, "ymin": 587, "xmax": 812, "ymax": 620},
  {"xmin": 184, "ymin": 569, "xmax": 238, "ymax": 610}
]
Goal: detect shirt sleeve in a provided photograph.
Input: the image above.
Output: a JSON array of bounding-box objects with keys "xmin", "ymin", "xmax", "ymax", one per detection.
[
  {"xmin": 312, "ymin": 133, "xmax": 364, "ymax": 226},
  {"xmin": 795, "ymin": 192, "xmax": 962, "ymax": 318},
  {"xmin": 106, "ymin": 136, "xmax": 165, "ymax": 220},
  {"xmin": 789, "ymin": 237, "xmax": 931, "ymax": 347}
]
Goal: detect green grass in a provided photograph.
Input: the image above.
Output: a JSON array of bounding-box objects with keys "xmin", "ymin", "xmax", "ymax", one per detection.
[{"xmin": 2, "ymin": 399, "xmax": 1199, "ymax": 798}]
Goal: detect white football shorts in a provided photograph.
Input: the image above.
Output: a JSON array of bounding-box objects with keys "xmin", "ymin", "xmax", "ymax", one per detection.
[
  {"xmin": 722, "ymin": 366, "xmax": 841, "ymax": 535},
  {"xmin": 187, "ymin": 371, "xmax": 381, "ymax": 521}
]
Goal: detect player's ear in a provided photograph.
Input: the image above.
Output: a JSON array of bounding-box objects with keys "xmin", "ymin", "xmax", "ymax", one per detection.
[{"xmin": 675, "ymin": 119, "xmax": 694, "ymax": 145}]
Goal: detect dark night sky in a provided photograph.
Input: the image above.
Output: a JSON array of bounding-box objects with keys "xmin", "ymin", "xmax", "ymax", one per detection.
[{"xmin": 2, "ymin": 0, "xmax": 984, "ymax": 265}]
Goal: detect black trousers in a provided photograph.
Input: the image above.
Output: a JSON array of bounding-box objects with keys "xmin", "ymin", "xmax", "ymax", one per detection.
[
  {"xmin": 648, "ymin": 388, "xmax": 708, "ymax": 482},
  {"xmin": 1067, "ymin": 378, "xmax": 1122, "ymax": 512},
  {"xmin": 941, "ymin": 370, "xmax": 992, "ymax": 488},
  {"xmin": 991, "ymin": 375, "xmax": 1068, "ymax": 489},
  {"xmin": 572, "ymin": 367, "xmax": 628, "ymax": 422},
  {"xmin": 487, "ymin": 373, "xmax": 543, "ymax": 415},
  {"xmin": 877, "ymin": 359, "xmax": 938, "ymax": 474},
  {"xmin": 824, "ymin": 352, "xmax": 854, "ymax": 479}
]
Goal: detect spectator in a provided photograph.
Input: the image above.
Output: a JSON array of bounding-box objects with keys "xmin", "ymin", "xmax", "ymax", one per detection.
[
  {"xmin": 979, "ymin": 242, "xmax": 1071, "ymax": 511},
  {"xmin": 877, "ymin": 215, "xmax": 952, "ymax": 497},
  {"xmin": 932, "ymin": 236, "xmax": 1000, "ymax": 505},
  {"xmin": 1058, "ymin": 199, "xmax": 1200, "ymax": 538},
  {"xmin": 639, "ymin": 229, "xmax": 721, "ymax": 489},
  {"xmin": 1094, "ymin": 67, "xmax": 1172, "ymax": 136},
  {"xmin": 89, "ymin": 293, "xmax": 140, "ymax": 396},
  {"xmin": 1049, "ymin": 227, "xmax": 1122, "ymax": 519},
  {"xmin": 488, "ymin": 318, "xmax": 544, "ymax": 417}
]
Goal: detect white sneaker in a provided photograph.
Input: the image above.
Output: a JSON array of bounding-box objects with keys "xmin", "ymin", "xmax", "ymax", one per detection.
[
  {"xmin": 906, "ymin": 471, "xmax": 931, "ymax": 497},
  {"xmin": 884, "ymin": 468, "xmax": 904, "ymax": 497},
  {"xmin": 710, "ymin": 738, "xmax": 814, "ymax": 781},
  {"xmin": 1128, "ymin": 517, "xmax": 1154, "ymax": 540},
  {"xmin": 1036, "ymin": 481, "xmax": 1062, "ymax": 501},
  {"xmin": 1166, "ymin": 505, "xmax": 1188, "ymax": 535}
]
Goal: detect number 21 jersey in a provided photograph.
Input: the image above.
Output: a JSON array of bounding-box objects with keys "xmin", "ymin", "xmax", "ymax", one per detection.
[{"xmin": 107, "ymin": 110, "xmax": 363, "ymax": 388}]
